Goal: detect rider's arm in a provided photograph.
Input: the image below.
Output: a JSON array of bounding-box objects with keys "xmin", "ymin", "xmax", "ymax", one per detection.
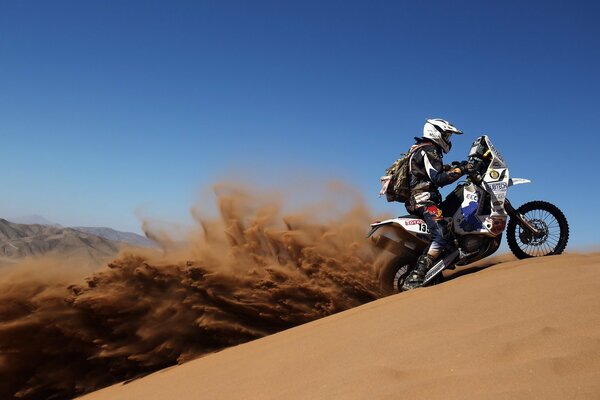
[{"xmin": 422, "ymin": 149, "xmax": 463, "ymax": 187}]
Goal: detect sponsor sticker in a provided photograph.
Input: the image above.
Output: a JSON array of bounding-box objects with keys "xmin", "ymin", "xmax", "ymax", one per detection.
[
  {"xmin": 488, "ymin": 182, "xmax": 507, "ymax": 191},
  {"xmin": 465, "ymin": 192, "xmax": 478, "ymax": 201},
  {"xmin": 404, "ymin": 220, "xmax": 430, "ymax": 233},
  {"xmin": 488, "ymin": 141, "xmax": 506, "ymax": 163}
]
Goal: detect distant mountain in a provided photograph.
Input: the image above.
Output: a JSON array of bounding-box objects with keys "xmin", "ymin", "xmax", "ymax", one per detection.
[
  {"xmin": 8, "ymin": 215, "xmax": 62, "ymax": 227},
  {"xmin": 5, "ymin": 214, "xmax": 157, "ymax": 250},
  {"xmin": 72, "ymin": 227, "xmax": 157, "ymax": 248},
  {"xmin": 0, "ymin": 219, "xmax": 120, "ymax": 265}
]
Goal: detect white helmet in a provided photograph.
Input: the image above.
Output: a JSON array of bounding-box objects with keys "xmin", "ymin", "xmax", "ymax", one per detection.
[{"xmin": 423, "ymin": 118, "xmax": 463, "ymax": 153}]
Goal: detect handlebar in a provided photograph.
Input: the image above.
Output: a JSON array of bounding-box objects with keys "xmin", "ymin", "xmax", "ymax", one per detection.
[{"xmin": 465, "ymin": 156, "xmax": 488, "ymax": 183}]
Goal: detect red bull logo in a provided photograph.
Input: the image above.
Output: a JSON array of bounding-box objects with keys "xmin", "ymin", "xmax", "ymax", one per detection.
[{"xmin": 425, "ymin": 205, "xmax": 443, "ymax": 220}]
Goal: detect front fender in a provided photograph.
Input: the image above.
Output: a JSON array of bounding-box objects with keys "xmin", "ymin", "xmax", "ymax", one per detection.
[{"xmin": 509, "ymin": 178, "xmax": 531, "ymax": 186}]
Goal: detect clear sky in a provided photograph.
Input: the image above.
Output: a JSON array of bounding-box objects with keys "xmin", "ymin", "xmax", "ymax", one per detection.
[{"xmin": 0, "ymin": 1, "xmax": 598, "ymax": 248}]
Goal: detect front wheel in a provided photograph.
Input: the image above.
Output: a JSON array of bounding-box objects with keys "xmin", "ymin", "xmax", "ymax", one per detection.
[{"xmin": 507, "ymin": 200, "xmax": 569, "ymax": 259}]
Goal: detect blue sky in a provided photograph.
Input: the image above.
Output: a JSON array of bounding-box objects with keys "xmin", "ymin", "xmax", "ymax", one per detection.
[{"xmin": 0, "ymin": 1, "xmax": 598, "ymax": 248}]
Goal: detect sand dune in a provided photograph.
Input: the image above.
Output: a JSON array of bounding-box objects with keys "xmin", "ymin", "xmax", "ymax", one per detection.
[
  {"xmin": 0, "ymin": 187, "xmax": 592, "ymax": 399},
  {"xmin": 79, "ymin": 253, "xmax": 600, "ymax": 400}
]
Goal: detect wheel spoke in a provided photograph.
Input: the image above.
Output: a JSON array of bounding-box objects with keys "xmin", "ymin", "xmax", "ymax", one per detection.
[{"xmin": 509, "ymin": 203, "xmax": 568, "ymax": 259}]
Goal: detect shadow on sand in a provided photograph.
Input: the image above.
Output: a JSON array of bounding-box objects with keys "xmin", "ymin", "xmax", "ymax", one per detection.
[{"xmin": 444, "ymin": 257, "xmax": 513, "ymax": 282}]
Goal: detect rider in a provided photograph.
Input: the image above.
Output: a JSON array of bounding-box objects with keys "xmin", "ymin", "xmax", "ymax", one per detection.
[{"xmin": 402, "ymin": 118, "xmax": 471, "ymax": 290}]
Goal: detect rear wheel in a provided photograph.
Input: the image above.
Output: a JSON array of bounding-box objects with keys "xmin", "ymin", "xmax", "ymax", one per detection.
[
  {"xmin": 507, "ymin": 200, "xmax": 569, "ymax": 259},
  {"xmin": 376, "ymin": 255, "xmax": 414, "ymax": 295}
]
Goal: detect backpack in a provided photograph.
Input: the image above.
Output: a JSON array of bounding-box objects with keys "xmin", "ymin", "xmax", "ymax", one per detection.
[{"xmin": 379, "ymin": 143, "xmax": 431, "ymax": 203}]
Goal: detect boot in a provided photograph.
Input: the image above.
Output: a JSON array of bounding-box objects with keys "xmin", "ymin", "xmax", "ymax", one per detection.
[{"xmin": 402, "ymin": 254, "xmax": 434, "ymax": 291}]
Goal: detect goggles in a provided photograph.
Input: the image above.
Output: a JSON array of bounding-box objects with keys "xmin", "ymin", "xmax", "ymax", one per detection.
[{"xmin": 433, "ymin": 124, "xmax": 454, "ymax": 142}]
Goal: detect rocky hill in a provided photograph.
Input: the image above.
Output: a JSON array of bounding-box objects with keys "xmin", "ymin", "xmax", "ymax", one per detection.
[
  {"xmin": 72, "ymin": 226, "xmax": 156, "ymax": 248},
  {"xmin": 0, "ymin": 219, "xmax": 121, "ymax": 264}
]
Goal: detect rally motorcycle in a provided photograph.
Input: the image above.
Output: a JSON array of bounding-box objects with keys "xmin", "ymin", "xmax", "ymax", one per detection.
[{"xmin": 368, "ymin": 135, "xmax": 569, "ymax": 293}]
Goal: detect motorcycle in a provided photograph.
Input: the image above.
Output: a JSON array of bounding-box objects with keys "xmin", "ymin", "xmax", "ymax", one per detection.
[{"xmin": 368, "ymin": 135, "xmax": 569, "ymax": 293}]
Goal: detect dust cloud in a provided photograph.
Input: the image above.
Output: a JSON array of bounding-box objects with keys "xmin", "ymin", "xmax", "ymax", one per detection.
[{"xmin": 0, "ymin": 183, "xmax": 385, "ymax": 399}]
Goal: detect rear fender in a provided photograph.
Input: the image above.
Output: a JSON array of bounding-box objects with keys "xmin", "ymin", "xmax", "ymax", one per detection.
[
  {"xmin": 368, "ymin": 219, "xmax": 429, "ymax": 257},
  {"xmin": 367, "ymin": 218, "xmax": 398, "ymax": 238}
]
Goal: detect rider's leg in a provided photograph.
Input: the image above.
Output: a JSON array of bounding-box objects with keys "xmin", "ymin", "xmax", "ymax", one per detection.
[
  {"xmin": 422, "ymin": 204, "xmax": 448, "ymax": 259},
  {"xmin": 402, "ymin": 203, "xmax": 447, "ymax": 290}
]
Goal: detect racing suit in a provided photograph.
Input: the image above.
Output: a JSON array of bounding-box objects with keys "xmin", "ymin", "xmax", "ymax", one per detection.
[{"xmin": 403, "ymin": 138, "xmax": 465, "ymax": 289}]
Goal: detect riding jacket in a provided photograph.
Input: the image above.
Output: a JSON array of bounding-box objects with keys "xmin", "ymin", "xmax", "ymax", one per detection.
[{"xmin": 407, "ymin": 138, "xmax": 463, "ymax": 207}]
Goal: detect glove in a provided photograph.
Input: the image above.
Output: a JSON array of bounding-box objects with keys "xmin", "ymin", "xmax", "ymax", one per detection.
[
  {"xmin": 444, "ymin": 161, "xmax": 462, "ymax": 172},
  {"xmin": 458, "ymin": 161, "xmax": 475, "ymax": 175}
]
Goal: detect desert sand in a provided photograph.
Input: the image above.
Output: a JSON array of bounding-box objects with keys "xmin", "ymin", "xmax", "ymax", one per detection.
[{"xmin": 79, "ymin": 252, "xmax": 600, "ymax": 400}]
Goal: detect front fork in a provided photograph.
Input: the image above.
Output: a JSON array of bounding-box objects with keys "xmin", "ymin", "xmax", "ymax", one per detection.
[{"xmin": 504, "ymin": 198, "xmax": 541, "ymax": 236}]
